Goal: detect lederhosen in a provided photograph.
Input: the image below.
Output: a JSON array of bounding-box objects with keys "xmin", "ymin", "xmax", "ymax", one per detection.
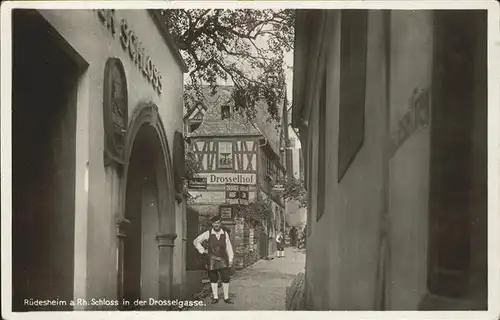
[
  {"xmin": 208, "ymin": 230, "xmax": 229, "ymax": 270},
  {"xmin": 207, "ymin": 230, "xmax": 231, "ymax": 283}
]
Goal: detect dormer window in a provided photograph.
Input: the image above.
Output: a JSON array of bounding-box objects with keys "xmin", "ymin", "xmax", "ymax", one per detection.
[{"xmin": 221, "ymin": 105, "xmax": 231, "ymax": 120}]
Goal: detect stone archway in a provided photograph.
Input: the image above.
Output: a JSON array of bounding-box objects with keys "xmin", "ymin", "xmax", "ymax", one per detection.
[{"xmin": 117, "ymin": 103, "xmax": 177, "ymax": 310}]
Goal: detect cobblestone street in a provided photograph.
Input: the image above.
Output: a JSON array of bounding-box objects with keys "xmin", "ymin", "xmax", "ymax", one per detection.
[{"xmin": 190, "ymin": 247, "xmax": 305, "ymax": 311}]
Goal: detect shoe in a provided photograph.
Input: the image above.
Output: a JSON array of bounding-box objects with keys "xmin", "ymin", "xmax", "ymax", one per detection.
[
  {"xmin": 212, "ymin": 298, "xmax": 219, "ymax": 304},
  {"xmin": 224, "ymin": 298, "xmax": 234, "ymax": 304}
]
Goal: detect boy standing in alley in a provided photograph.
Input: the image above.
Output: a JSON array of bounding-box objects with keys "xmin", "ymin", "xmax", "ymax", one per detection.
[
  {"xmin": 193, "ymin": 216, "xmax": 234, "ymax": 304},
  {"xmin": 276, "ymin": 231, "xmax": 285, "ymax": 258}
]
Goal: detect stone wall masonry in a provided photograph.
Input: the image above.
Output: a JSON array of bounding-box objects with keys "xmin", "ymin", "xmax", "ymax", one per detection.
[
  {"xmin": 286, "ymin": 272, "xmax": 306, "ymax": 310},
  {"xmin": 234, "ymin": 218, "xmax": 262, "ymax": 270}
]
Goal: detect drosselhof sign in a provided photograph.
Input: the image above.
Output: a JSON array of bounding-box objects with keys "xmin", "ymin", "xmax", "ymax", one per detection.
[{"xmin": 196, "ymin": 173, "xmax": 256, "ymax": 185}]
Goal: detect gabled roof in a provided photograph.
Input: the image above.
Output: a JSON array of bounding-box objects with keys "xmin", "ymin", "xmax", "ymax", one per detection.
[
  {"xmin": 186, "ymin": 85, "xmax": 285, "ymax": 157},
  {"xmin": 184, "ymin": 102, "xmax": 208, "ymax": 121},
  {"xmin": 189, "ymin": 120, "xmax": 262, "ymax": 137}
]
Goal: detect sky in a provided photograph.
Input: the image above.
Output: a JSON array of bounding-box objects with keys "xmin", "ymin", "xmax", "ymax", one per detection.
[{"xmin": 284, "ymin": 50, "xmax": 294, "ymax": 107}]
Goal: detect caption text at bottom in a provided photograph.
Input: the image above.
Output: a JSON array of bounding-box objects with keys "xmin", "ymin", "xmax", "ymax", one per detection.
[{"xmin": 24, "ymin": 298, "xmax": 206, "ymax": 308}]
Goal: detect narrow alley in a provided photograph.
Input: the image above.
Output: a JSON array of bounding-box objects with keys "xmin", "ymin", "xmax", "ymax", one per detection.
[
  {"xmin": 5, "ymin": 4, "xmax": 493, "ymax": 317},
  {"xmin": 189, "ymin": 247, "xmax": 305, "ymax": 311}
]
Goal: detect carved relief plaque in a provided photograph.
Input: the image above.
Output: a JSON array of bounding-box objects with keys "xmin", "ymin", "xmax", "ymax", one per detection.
[{"xmin": 103, "ymin": 58, "xmax": 128, "ymax": 166}]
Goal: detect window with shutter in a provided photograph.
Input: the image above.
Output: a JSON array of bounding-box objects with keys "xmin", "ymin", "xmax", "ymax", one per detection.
[{"xmin": 337, "ymin": 10, "xmax": 368, "ymax": 182}]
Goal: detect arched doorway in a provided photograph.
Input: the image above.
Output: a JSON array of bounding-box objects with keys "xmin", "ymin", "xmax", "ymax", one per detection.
[{"xmin": 117, "ymin": 104, "xmax": 177, "ymax": 310}]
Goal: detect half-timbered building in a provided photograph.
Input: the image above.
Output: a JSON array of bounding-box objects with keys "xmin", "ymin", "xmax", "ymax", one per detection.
[{"xmin": 184, "ymin": 85, "xmax": 287, "ymax": 269}]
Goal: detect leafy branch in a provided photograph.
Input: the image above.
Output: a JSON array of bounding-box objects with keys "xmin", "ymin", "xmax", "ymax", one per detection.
[
  {"xmin": 282, "ymin": 175, "xmax": 308, "ymax": 208},
  {"xmin": 235, "ymin": 194, "xmax": 272, "ymax": 228},
  {"xmin": 158, "ymin": 9, "xmax": 295, "ymax": 123},
  {"xmin": 182, "ymin": 147, "xmax": 203, "ymax": 203}
]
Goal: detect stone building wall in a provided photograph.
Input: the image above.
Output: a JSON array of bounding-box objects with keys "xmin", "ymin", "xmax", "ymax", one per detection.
[
  {"xmin": 233, "ymin": 218, "xmax": 262, "ymax": 269},
  {"xmin": 286, "ymin": 272, "xmax": 306, "ymax": 310}
]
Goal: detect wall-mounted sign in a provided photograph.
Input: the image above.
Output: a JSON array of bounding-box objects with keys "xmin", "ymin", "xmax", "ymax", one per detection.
[
  {"xmin": 97, "ymin": 9, "xmax": 163, "ymax": 96},
  {"xmin": 220, "ymin": 206, "xmax": 233, "ymax": 221},
  {"xmin": 225, "ymin": 184, "xmax": 240, "ymax": 205},
  {"xmin": 239, "ymin": 185, "xmax": 249, "ymax": 206},
  {"xmin": 188, "ymin": 177, "xmax": 208, "ymax": 189},
  {"xmin": 196, "ymin": 173, "xmax": 256, "ymax": 185},
  {"xmin": 272, "ymin": 184, "xmax": 285, "ymax": 192},
  {"xmin": 225, "ymin": 184, "xmax": 249, "ymax": 205},
  {"xmin": 390, "ymin": 88, "xmax": 430, "ymax": 158},
  {"xmin": 189, "ymin": 191, "xmax": 225, "ymax": 204}
]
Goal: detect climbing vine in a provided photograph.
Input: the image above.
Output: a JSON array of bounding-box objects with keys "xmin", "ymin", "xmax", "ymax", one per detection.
[
  {"xmin": 182, "ymin": 147, "xmax": 203, "ymax": 202},
  {"xmin": 283, "ymin": 175, "xmax": 308, "ymax": 208},
  {"xmin": 235, "ymin": 194, "xmax": 272, "ymax": 228}
]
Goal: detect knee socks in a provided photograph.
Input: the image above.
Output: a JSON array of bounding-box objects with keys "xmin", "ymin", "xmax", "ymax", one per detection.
[
  {"xmin": 223, "ymin": 283, "xmax": 229, "ymax": 300},
  {"xmin": 211, "ymin": 283, "xmax": 218, "ymax": 299}
]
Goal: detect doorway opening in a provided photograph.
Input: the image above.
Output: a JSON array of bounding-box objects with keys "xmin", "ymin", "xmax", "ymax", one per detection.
[
  {"xmin": 12, "ymin": 10, "xmax": 83, "ymax": 311},
  {"xmin": 120, "ymin": 123, "xmax": 172, "ymax": 310},
  {"xmin": 426, "ymin": 10, "xmax": 487, "ymax": 309}
]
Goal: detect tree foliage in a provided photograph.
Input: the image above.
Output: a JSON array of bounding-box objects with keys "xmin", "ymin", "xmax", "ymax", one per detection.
[
  {"xmin": 235, "ymin": 194, "xmax": 272, "ymax": 228},
  {"xmin": 185, "ymin": 149, "xmax": 202, "ymax": 180},
  {"xmin": 182, "ymin": 148, "xmax": 203, "ymax": 202},
  {"xmin": 160, "ymin": 9, "xmax": 295, "ymax": 122},
  {"xmin": 283, "ymin": 175, "xmax": 308, "ymax": 208}
]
